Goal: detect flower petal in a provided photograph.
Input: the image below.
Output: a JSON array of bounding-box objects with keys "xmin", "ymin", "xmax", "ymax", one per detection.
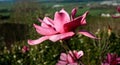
[
  {"xmin": 67, "ymin": 53, "xmax": 75, "ymax": 63},
  {"xmin": 60, "ymin": 53, "xmax": 67, "ymax": 61},
  {"xmin": 38, "ymin": 17, "xmax": 54, "ymax": 27},
  {"xmin": 68, "ymin": 63, "xmax": 78, "ymax": 65},
  {"xmin": 54, "ymin": 9, "xmax": 70, "ymax": 33},
  {"xmin": 56, "ymin": 61, "xmax": 67, "ymax": 65},
  {"xmin": 43, "ymin": 17, "xmax": 54, "ymax": 27},
  {"xmin": 64, "ymin": 11, "xmax": 88, "ymax": 32},
  {"xmin": 38, "ymin": 18, "xmax": 51, "ymax": 28},
  {"xmin": 49, "ymin": 32, "xmax": 74, "ymax": 42},
  {"xmin": 117, "ymin": 57, "xmax": 120, "ymax": 61},
  {"xmin": 33, "ymin": 24, "xmax": 57, "ymax": 35},
  {"xmin": 107, "ymin": 53, "xmax": 111, "ymax": 63},
  {"xmin": 64, "ymin": 16, "xmax": 83, "ymax": 32},
  {"xmin": 81, "ymin": 11, "xmax": 89, "ymax": 25},
  {"xmin": 68, "ymin": 51, "xmax": 75, "ymax": 59},
  {"xmin": 38, "ymin": 18, "xmax": 44, "ymax": 23},
  {"xmin": 71, "ymin": 8, "xmax": 77, "ymax": 20},
  {"xmin": 111, "ymin": 15, "xmax": 120, "ymax": 18},
  {"xmin": 60, "ymin": 9, "xmax": 70, "ymax": 23},
  {"xmin": 28, "ymin": 36, "xmax": 49, "ymax": 45},
  {"xmin": 101, "ymin": 63, "xmax": 110, "ymax": 65},
  {"xmin": 76, "ymin": 51, "xmax": 84, "ymax": 59},
  {"xmin": 117, "ymin": 57, "xmax": 120, "ymax": 64},
  {"xmin": 117, "ymin": 6, "xmax": 120, "ymax": 13},
  {"xmin": 78, "ymin": 30, "xmax": 98, "ymax": 39}
]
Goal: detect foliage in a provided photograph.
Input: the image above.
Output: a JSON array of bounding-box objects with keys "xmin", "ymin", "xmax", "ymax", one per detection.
[
  {"xmin": 10, "ymin": 1, "xmax": 45, "ymax": 24},
  {"xmin": 0, "ymin": 27, "xmax": 120, "ymax": 65}
]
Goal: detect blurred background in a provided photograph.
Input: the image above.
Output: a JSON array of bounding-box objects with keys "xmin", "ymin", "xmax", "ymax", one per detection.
[{"xmin": 0, "ymin": 0, "xmax": 120, "ymax": 65}]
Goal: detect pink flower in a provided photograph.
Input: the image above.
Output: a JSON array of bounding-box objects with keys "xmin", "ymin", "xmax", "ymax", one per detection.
[
  {"xmin": 112, "ymin": 6, "xmax": 120, "ymax": 18},
  {"xmin": 56, "ymin": 50, "xmax": 84, "ymax": 65},
  {"xmin": 111, "ymin": 15, "xmax": 120, "ymax": 18},
  {"xmin": 102, "ymin": 53, "xmax": 120, "ymax": 65},
  {"xmin": 28, "ymin": 8, "xmax": 97, "ymax": 45},
  {"xmin": 21, "ymin": 46, "xmax": 29, "ymax": 53},
  {"xmin": 117, "ymin": 6, "xmax": 120, "ymax": 13}
]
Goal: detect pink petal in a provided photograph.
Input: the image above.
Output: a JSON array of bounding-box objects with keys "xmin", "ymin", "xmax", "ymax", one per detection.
[
  {"xmin": 56, "ymin": 63, "xmax": 62, "ymax": 65},
  {"xmin": 117, "ymin": 57, "xmax": 120, "ymax": 64},
  {"xmin": 60, "ymin": 53, "xmax": 67, "ymax": 61},
  {"xmin": 111, "ymin": 15, "xmax": 120, "ymax": 18},
  {"xmin": 117, "ymin": 57, "xmax": 120, "ymax": 61},
  {"xmin": 117, "ymin": 6, "xmax": 120, "ymax": 13},
  {"xmin": 43, "ymin": 17, "xmax": 54, "ymax": 27},
  {"xmin": 56, "ymin": 61, "xmax": 67, "ymax": 65},
  {"xmin": 60, "ymin": 9, "xmax": 70, "ymax": 23},
  {"xmin": 64, "ymin": 16, "xmax": 83, "ymax": 32},
  {"xmin": 101, "ymin": 63, "xmax": 110, "ymax": 65},
  {"xmin": 81, "ymin": 19, "xmax": 87, "ymax": 25},
  {"xmin": 73, "ymin": 50, "xmax": 77, "ymax": 53},
  {"xmin": 38, "ymin": 18, "xmax": 44, "ymax": 23},
  {"xmin": 28, "ymin": 36, "xmax": 49, "ymax": 45},
  {"xmin": 71, "ymin": 8, "xmax": 77, "ymax": 20},
  {"xmin": 68, "ymin": 63, "xmax": 78, "ymax": 65},
  {"xmin": 49, "ymin": 32, "xmax": 74, "ymax": 42},
  {"xmin": 54, "ymin": 10, "xmax": 70, "ymax": 33},
  {"xmin": 56, "ymin": 63, "xmax": 66, "ymax": 65},
  {"xmin": 76, "ymin": 51, "xmax": 84, "ymax": 59},
  {"xmin": 78, "ymin": 30, "xmax": 98, "ymax": 39},
  {"xmin": 107, "ymin": 53, "xmax": 112, "ymax": 63},
  {"xmin": 33, "ymin": 24, "xmax": 57, "ymax": 35},
  {"xmin": 64, "ymin": 10, "xmax": 88, "ymax": 32},
  {"xmin": 69, "ymin": 51, "xmax": 76, "ymax": 58},
  {"xmin": 64, "ymin": 12, "xmax": 88, "ymax": 32},
  {"xmin": 67, "ymin": 53, "xmax": 75, "ymax": 63},
  {"xmin": 68, "ymin": 51, "xmax": 76, "ymax": 60},
  {"xmin": 81, "ymin": 11, "xmax": 89, "ymax": 25},
  {"xmin": 73, "ymin": 50, "xmax": 78, "ymax": 57},
  {"xmin": 38, "ymin": 17, "xmax": 54, "ymax": 27},
  {"xmin": 41, "ymin": 22, "xmax": 50, "ymax": 28},
  {"xmin": 38, "ymin": 18, "xmax": 52, "ymax": 28}
]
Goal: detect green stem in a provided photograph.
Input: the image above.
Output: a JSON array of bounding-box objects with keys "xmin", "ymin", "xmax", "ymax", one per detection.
[{"xmin": 60, "ymin": 40, "xmax": 69, "ymax": 52}]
